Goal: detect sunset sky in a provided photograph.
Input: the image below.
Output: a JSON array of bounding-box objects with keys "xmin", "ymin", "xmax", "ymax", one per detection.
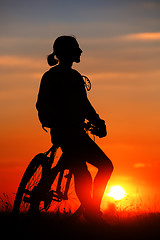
[{"xmin": 0, "ymin": 0, "xmax": 160, "ymax": 211}]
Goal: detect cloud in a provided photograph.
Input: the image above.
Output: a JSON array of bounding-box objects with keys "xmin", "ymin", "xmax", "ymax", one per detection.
[
  {"xmin": 0, "ymin": 55, "xmax": 46, "ymax": 79},
  {"xmin": 0, "ymin": 55, "xmax": 44, "ymax": 95},
  {"xmin": 121, "ymin": 32, "xmax": 160, "ymax": 41},
  {"xmin": 140, "ymin": 2, "xmax": 160, "ymax": 9},
  {"xmin": 133, "ymin": 162, "xmax": 151, "ymax": 168},
  {"xmin": 0, "ymin": 55, "xmax": 43, "ymax": 69}
]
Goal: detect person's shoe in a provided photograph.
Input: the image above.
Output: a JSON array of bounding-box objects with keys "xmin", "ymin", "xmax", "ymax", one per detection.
[{"xmin": 83, "ymin": 206, "xmax": 104, "ymax": 224}]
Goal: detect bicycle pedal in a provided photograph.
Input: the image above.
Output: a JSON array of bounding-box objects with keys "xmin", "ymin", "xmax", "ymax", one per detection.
[
  {"xmin": 23, "ymin": 196, "xmax": 31, "ymax": 203},
  {"xmin": 52, "ymin": 197, "xmax": 62, "ymax": 202},
  {"xmin": 23, "ymin": 189, "xmax": 32, "ymax": 203},
  {"xmin": 51, "ymin": 190, "xmax": 63, "ymax": 202},
  {"xmin": 64, "ymin": 173, "xmax": 71, "ymax": 178}
]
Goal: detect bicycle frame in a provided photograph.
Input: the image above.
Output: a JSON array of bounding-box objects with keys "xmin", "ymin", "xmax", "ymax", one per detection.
[
  {"xmin": 42, "ymin": 121, "xmax": 97, "ymax": 205},
  {"xmin": 43, "ymin": 144, "xmax": 73, "ymax": 203},
  {"xmin": 40, "ymin": 142, "xmax": 86, "ymax": 217},
  {"xmin": 13, "ymin": 121, "xmax": 96, "ymax": 215}
]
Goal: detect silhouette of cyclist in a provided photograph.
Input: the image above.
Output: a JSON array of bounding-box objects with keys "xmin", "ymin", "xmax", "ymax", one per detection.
[{"xmin": 36, "ymin": 36, "xmax": 113, "ymax": 219}]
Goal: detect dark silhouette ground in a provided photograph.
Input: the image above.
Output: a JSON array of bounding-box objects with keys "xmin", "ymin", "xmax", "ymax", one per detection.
[
  {"xmin": 0, "ymin": 210, "xmax": 160, "ymax": 240},
  {"xmin": 0, "ymin": 194, "xmax": 160, "ymax": 239}
]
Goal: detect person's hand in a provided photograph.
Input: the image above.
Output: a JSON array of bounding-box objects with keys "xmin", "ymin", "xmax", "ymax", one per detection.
[
  {"xmin": 97, "ymin": 119, "xmax": 107, "ymax": 138},
  {"xmin": 91, "ymin": 119, "xmax": 107, "ymax": 138}
]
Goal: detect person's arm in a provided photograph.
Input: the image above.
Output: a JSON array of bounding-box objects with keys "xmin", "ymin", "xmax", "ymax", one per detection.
[
  {"xmin": 81, "ymin": 78, "xmax": 107, "ymax": 138},
  {"xmin": 83, "ymin": 97, "xmax": 100, "ymax": 123}
]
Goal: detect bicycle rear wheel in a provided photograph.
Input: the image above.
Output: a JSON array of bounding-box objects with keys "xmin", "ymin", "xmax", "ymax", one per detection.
[{"xmin": 12, "ymin": 153, "xmax": 47, "ymax": 215}]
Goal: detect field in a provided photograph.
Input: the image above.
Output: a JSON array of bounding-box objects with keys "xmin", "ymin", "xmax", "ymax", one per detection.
[{"xmin": 0, "ymin": 194, "xmax": 160, "ymax": 240}]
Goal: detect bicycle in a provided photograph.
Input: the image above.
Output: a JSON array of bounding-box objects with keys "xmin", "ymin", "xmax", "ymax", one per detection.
[{"xmin": 12, "ymin": 122, "xmax": 99, "ymax": 216}]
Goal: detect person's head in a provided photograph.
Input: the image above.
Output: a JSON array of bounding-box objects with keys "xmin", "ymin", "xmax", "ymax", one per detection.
[{"xmin": 47, "ymin": 35, "xmax": 82, "ymax": 66}]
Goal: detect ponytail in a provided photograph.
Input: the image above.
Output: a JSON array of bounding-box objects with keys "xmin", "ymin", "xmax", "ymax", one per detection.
[{"xmin": 47, "ymin": 52, "xmax": 58, "ymax": 66}]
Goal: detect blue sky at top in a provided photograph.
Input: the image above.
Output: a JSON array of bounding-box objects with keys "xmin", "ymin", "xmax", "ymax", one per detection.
[
  {"xmin": 1, "ymin": 0, "xmax": 160, "ymax": 60},
  {"xmin": 1, "ymin": 0, "xmax": 160, "ymax": 37}
]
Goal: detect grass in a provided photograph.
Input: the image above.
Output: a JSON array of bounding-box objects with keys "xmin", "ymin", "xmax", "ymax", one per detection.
[
  {"xmin": 0, "ymin": 194, "xmax": 160, "ymax": 240},
  {"xmin": 0, "ymin": 193, "xmax": 12, "ymax": 212}
]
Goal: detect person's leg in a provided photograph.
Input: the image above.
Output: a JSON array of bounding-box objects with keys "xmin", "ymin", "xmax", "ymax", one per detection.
[
  {"xmin": 72, "ymin": 160, "xmax": 93, "ymax": 209},
  {"xmin": 51, "ymin": 129, "xmax": 113, "ymax": 212},
  {"xmin": 92, "ymin": 162, "xmax": 113, "ymax": 210},
  {"xmin": 59, "ymin": 143, "xmax": 93, "ymax": 209},
  {"xmin": 50, "ymin": 128, "xmax": 93, "ymax": 210},
  {"xmin": 80, "ymin": 134, "xmax": 114, "ymax": 210}
]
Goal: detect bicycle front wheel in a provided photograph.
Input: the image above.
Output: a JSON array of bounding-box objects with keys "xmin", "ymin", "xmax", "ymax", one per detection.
[{"xmin": 12, "ymin": 153, "xmax": 47, "ymax": 215}]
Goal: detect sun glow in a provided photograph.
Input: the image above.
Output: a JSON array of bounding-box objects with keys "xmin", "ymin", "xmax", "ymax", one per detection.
[{"xmin": 107, "ymin": 185, "xmax": 126, "ymax": 200}]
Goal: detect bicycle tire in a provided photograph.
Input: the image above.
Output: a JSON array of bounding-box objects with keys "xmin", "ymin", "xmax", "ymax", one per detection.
[
  {"xmin": 12, "ymin": 153, "xmax": 47, "ymax": 215},
  {"xmin": 13, "ymin": 153, "xmax": 81, "ymax": 216}
]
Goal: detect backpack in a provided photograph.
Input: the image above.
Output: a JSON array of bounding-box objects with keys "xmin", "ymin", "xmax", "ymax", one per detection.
[{"xmin": 37, "ymin": 110, "xmax": 53, "ymax": 129}]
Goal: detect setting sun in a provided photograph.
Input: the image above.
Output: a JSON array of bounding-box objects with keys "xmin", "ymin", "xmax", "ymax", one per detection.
[{"xmin": 107, "ymin": 186, "xmax": 126, "ymax": 201}]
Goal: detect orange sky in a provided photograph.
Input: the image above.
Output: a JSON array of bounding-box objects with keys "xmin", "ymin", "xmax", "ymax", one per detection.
[{"xmin": 0, "ymin": 0, "xmax": 160, "ymax": 211}]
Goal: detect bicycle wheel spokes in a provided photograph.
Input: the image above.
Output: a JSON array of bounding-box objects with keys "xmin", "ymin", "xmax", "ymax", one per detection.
[{"xmin": 12, "ymin": 154, "xmax": 47, "ymax": 215}]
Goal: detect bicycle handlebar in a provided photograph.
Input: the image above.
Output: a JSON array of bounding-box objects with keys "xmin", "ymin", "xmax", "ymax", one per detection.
[{"xmin": 83, "ymin": 122, "xmax": 100, "ymax": 137}]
